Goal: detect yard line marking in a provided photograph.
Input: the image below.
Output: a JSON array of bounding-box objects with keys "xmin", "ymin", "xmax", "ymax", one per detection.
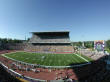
[
  {"xmin": 70, "ymin": 54, "xmax": 79, "ymax": 63},
  {"xmin": 75, "ymin": 54, "xmax": 89, "ymax": 62}
]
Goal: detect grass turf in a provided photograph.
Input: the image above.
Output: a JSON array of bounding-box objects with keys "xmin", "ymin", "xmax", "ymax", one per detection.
[{"xmin": 5, "ymin": 52, "xmax": 92, "ymax": 66}]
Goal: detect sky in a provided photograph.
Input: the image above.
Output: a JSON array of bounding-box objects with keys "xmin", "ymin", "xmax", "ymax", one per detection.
[{"xmin": 0, "ymin": 0, "xmax": 110, "ymax": 42}]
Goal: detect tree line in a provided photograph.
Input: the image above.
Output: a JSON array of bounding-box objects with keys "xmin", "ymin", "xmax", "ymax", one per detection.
[
  {"xmin": 72, "ymin": 40, "xmax": 110, "ymax": 50},
  {"xmin": 0, "ymin": 38, "xmax": 23, "ymax": 43},
  {"xmin": 72, "ymin": 41, "xmax": 94, "ymax": 48}
]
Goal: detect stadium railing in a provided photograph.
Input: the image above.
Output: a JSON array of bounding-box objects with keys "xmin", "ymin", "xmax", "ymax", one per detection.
[{"xmin": 0, "ymin": 61, "xmax": 46, "ymax": 82}]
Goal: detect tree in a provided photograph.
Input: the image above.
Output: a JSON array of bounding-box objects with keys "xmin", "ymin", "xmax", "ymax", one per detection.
[
  {"xmin": 106, "ymin": 40, "xmax": 110, "ymax": 49},
  {"xmin": 27, "ymin": 38, "xmax": 30, "ymax": 41},
  {"xmin": 72, "ymin": 41, "xmax": 82, "ymax": 47},
  {"xmin": 84, "ymin": 41, "xmax": 94, "ymax": 48},
  {"xmin": 0, "ymin": 38, "xmax": 23, "ymax": 43}
]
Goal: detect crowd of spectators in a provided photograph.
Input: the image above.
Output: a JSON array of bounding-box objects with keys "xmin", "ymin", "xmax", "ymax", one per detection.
[
  {"xmin": 78, "ymin": 49, "xmax": 106, "ymax": 60},
  {"xmin": 25, "ymin": 45, "xmax": 73, "ymax": 53}
]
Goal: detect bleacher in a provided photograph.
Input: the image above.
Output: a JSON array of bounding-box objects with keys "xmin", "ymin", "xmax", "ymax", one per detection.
[
  {"xmin": 29, "ymin": 31, "xmax": 71, "ymax": 44},
  {"xmin": 78, "ymin": 49, "xmax": 105, "ymax": 60},
  {"xmin": 25, "ymin": 44, "xmax": 74, "ymax": 53},
  {"xmin": 26, "ymin": 31, "xmax": 74, "ymax": 53}
]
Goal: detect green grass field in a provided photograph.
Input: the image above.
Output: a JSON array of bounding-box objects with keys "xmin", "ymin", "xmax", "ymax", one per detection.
[{"xmin": 5, "ymin": 52, "xmax": 92, "ymax": 66}]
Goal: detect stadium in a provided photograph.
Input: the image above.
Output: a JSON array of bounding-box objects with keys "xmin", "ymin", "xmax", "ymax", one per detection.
[{"xmin": 0, "ymin": 31, "xmax": 110, "ymax": 82}]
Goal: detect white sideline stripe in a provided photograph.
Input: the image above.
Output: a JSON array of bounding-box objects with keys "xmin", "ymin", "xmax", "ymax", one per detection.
[{"xmin": 75, "ymin": 54, "xmax": 89, "ymax": 62}]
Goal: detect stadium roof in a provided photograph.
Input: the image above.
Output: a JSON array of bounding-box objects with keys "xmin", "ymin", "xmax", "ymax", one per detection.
[
  {"xmin": 31, "ymin": 31, "xmax": 70, "ymax": 34},
  {"xmin": 29, "ymin": 31, "xmax": 71, "ymax": 44}
]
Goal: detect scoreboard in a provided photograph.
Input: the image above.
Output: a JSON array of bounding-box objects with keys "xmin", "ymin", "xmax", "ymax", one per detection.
[{"xmin": 94, "ymin": 40, "xmax": 105, "ymax": 51}]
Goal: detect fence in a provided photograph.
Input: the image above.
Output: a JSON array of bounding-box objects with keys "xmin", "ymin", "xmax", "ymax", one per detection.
[{"xmin": 0, "ymin": 61, "xmax": 46, "ymax": 82}]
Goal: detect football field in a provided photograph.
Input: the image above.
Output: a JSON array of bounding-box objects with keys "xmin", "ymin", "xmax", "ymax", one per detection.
[{"xmin": 4, "ymin": 52, "xmax": 92, "ymax": 66}]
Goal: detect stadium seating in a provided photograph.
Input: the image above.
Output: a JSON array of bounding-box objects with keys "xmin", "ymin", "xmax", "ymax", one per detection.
[
  {"xmin": 78, "ymin": 49, "xmax": 105, "ymax": 60},
  {"xmin": 25, "ymin": 44, "xmax": 74, "ymax": 53}
]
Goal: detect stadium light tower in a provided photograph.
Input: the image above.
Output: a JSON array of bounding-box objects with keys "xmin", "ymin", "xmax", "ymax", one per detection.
[
  {"xmin": 82, "ymin": 41, "xmax": 85, "ymax": 48},
  {"xmin": 81, "ymin": 35, "xmax": 85, "ymax": 48},
  {"xmin": 25, "ymin": 36, "xmax": 27, "ymax": 41}
]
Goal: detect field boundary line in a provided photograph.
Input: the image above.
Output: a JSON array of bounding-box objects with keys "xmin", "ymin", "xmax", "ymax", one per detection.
[{"xmin": 75, "ymin": 54, "xmax": 89, "ymax": 62}]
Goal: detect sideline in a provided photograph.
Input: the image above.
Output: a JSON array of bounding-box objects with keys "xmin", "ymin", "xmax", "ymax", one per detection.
[{"xmin": 74, "ymin": 54, "xmax": 89, "ymax": 62}]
